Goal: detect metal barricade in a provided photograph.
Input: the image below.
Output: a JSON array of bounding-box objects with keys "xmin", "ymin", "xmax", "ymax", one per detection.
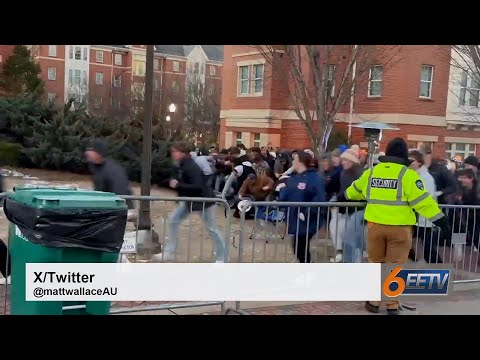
[
  {"xmin": 0, "ymin": 195, "xmax": 232, "ymax": 315},
  {"xmin": 227, "ymin": 201, "xmax": 480, "ymax": 314}
]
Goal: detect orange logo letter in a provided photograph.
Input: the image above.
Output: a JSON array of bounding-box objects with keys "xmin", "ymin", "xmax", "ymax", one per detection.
[{"xmin": 383, "ymin": 267, "xmax": 406, "ymax": 297}]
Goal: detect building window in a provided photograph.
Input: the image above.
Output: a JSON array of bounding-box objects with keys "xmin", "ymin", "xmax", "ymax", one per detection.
[
  {"xmin": 194, "ymin": 62, "xmax": 199, "ymax": 74},
  {"xmin": 238, "ymin": 64, "xmax": 264, "ymax": 96},
  {"xmin": 47, "ymin": 92, "xmax": 56, "ymax": 103},
  {"xmin": 114, "ymin": 53, "xmax": 122, "ymax": 66},
  {"xmin": 73, "ymin": 70, "xmax": 81, "ymax": 85},
  {"xmin": 253, "ymin": 133, "xmax": 261, "ymax": 147},
  {"xmin": 235, "ymin": 132, "xmax": 243, "ymax": 145},
  {"xmin": 208, "ymin": 85, "xmax": 215, "ymax": 96},
  {"xmin": 74, "ymin": 46, "xmax": 81, "ymax": 60},
  {"xmin": 48, "ymin": 45, "xmax": 57, "ymax": 57},
  {"xmin": 459, "ymin": 70, "xmax": 480, "ymax": 107},
  {"xmin": 82, "ymin": 70, "xmax": 87, "ymax": 86},
  {"xmin": 446, "ymin": 143, "xmax": 476, "ymax": 160},
  {"xmin": 420, "ymin": 65, "xmax": 434, "ymax": 98},
  {"xmin": 47, "ymin": 67, "xmax": 56, "ymax": 81},
  {"xmin": 154, "ymin": 79, "xmax": 159, "ymax": 91},
  {"xmin": 83, "ymin": 47, "xmax": 88, "ymax": 61},
  {"xmin": 113, "ymin": 74, "xmax": 122, "ymax": 87},
  {"xmin": 327, "ymin": 64, "xmax": 336, "ymax": 97},
  {"xmin": 96, "ymin": 51, "xmax": 104, "ymax": 63},
  {"xmin": 173, "ymin": 61, "xmax": 180, "ymax": 72},
  {"xmin": 368, "ymin": 65, "xmax": 383, "ymax": 97},
  {"xmin": 210, "ymin": 65, "xmax": 216, "ymax": 76},
  {"xmin": 154, "ymin": 59, "xmax": 159, "ymax": 71},
  {"xmin": 93, "ymin": 96, "xmax": 103, "ymax": 109},
  {"xmin": 133, "ymin": 54, "xmax": 146, "ymax": 76},
  {"xmin": 200, "ymin": 63, "xmax": 205, "ymax": 75},
  {"xmin": 172, "ymin": 80, "xmax": 179, "ymax": 94},
  {"xmin": 95, "ymin": 72, "xmax": 104, "ymax": 86}
]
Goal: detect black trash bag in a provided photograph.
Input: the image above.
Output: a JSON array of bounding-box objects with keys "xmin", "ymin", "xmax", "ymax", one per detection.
[{"xmin": 3, "ymin": 197, "xmax": 128, "ymax": 253}]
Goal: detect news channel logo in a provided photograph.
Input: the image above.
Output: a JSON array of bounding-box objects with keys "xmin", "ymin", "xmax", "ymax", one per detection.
[{"xmin": 381, "ymin": 264, "xmax": 452, "ymax": 300}]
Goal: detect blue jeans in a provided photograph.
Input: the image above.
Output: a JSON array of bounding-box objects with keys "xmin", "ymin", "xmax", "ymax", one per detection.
[
  {"xmin": 343, "ymin": 210, "xmax": 366, "ymax": 263},
  {"xmin": 165, "ymin": 202, "xmax": 226, "ymax": 262}
]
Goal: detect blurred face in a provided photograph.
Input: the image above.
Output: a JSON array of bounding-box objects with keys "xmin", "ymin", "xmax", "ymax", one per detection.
[
  {"xmin": 261, "ymin": 148, "xmax": 268, "ymax": 157},
  {"xmin": 332, "ymin": 156, "xmax": 341, "ymax": 167},
  {"xmin": 341, "ymin": 158, "xmax": 354, "ymax": 170},
  {"xmin": 409, "ymin": 157, "xmax": 421, "ymax": 171},
  {"xmin": 292, "ymin": 156, "xmax": 304, "ymax": 172},
  {"xmin": 321, "ymin": 159, "xmax": 330, "ymax": 171},
  {"xmin": 171, "ymin": 147, "xmax": 185, "ymax": 162},
  {"xmin": 423, "ymin": 153, "xmax": 432, "ymax": 168},
  {"xmin": 458, "ymin": 175, "xmax": 474, "ymax": 189},
  {"xmin": 85, "ymin": 150, "xmax": 102, "ymax": 164},
  {"xmin": 292, "ymin": 152, "xmax": 299, "ymax": 161}
]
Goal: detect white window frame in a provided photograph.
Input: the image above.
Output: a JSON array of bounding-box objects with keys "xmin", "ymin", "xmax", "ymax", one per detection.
[
  {"xmin": 96, "ymin": 72, "xmax": 104, "ymax": 86},
  {"xmin": 210, "ymin": 65, "xmax": 216, "ymax": 76},
  {"xmin": 236, "ymin": 132, "xmax": 243, "ymax": 145},
  {"xmin": 253, "ymin": 133, "xmax": 261, "ymax": 147},
  {"xmin": 208, "ymin": 85, "xmax": 215, "ymax": 96},
  {"xmin": 133, "ymin": 54, "xmax": 146, "ymax": 76},
  {"xmin": 237, "ymin": 63, "xmax": 264, "ymax": 96},
  {"xmin": 113, "ymin": 74, "xmax": 122, "ymax": 88},
  {"xmin": 446, "ymin": 143, "xmax": 476, "ymax": 159},
  {"xmin": 83, "ymin": 47, "xmax": 88, "ymax": 61},
  {"xmin": 154, "ymin": 59, "xmax": 159, "ymax": 71},
  {"xmin": 154, "ymin": 79, "xmax": 159, "ymax": 91},
  {"xmin": 172, "ymin": 80, "xmax": 179, "ymax": 94},
  {"xmin": 173, "ymin": 61, "xmax": 180, "ymax": 72},
  {"xmin": 68, "ymin": 46, "xmax": 73, "ymax": 59},
  {"xmin": 114, "ymin": 53, "xmax": 122, "ymax": 66},
  {"xmin": 47, "ymin": 92, "xmax": 56, "ymax": 103},
  {"xmin": 48, "ymin": 45, "xmax": 57, "ymax": 57},
  {"xmin": 459, "ymin": 70, "xmax": 480, "ymax": 107},
  {"xmin": 96, "ymin": 51, "xmax": 104, "ymax": 63},
  {"xmin": 74, "ymin": 46, "xmax": 82, "ymax": 60},
  {"xmin": 93, "ymin": 96, "xmax": 103, "ymax": 109},
  {"xmin": 47, "ymin": 67, "xmax": 56, "ymax": 81},
  {"xmin": 419, "ymin": 65, "xmax": 434, "ymax": 99},
  {"xmin": 73, "ymin": 70, "xmax": 81, "ymax": 86},
  {"xmin": 368, "ymin": 65, "xmax": 383, "ymax": 98}
]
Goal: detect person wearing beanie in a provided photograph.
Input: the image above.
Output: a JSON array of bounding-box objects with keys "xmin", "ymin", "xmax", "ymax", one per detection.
[
  {"xmin": 85, "ymin": 139, "xmax": 133, "ymax": 208},
  {"xmin": 464, "ymin": 156, "xmax": 479, "ymax": 173},
  {"xmin": 344, "ymin": 137, "xmax": 451, "ymax": 315},
  {"xmin": 277, "ymin": 150, "xmax": 325, "ymax": 263}
]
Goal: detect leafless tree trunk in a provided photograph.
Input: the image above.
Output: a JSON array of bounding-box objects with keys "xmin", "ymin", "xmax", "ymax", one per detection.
[{"xmin": 254, "ymin": 45, "xmax": 401, "ymax": 157}]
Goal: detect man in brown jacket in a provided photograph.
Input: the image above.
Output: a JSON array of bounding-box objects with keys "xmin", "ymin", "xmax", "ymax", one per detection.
[{"xmin": 239, "ymin": 173, "xmax": 274, "ymax": 201}]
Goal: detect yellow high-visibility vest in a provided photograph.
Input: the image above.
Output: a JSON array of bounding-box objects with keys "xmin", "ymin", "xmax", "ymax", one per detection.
[{"xmin": 345, "ymin": 162, "xmax": 444, "ymax": 226}]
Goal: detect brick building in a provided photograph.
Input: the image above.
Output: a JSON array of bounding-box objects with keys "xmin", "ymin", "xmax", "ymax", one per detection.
[
  {"xmin": 220, "ymin": 45, "xmax": 480, "ymax": 160},
  {"xmin": 0, "ymin": 45, "xmax": 223, "ymax": 127}
]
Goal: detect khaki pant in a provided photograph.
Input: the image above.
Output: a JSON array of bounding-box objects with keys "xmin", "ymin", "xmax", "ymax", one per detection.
[{"xmin": 367, "ymin": 222, "xmax": 412, "ymax": 310}]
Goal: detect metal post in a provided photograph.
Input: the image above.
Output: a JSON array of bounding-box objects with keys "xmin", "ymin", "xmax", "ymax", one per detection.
[{"xmin": 138, "ymin": 45, "xmax": 154, "ymax": 232}]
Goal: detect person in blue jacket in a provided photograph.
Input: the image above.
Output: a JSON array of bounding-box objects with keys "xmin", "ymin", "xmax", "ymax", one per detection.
[{"xmin": 278, "ymin": 150, "xmax": 325, "ymax": 263}]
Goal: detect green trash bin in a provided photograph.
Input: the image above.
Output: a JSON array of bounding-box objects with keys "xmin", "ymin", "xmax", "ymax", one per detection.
[{"xmin": 5, "ymin": 187, "xmax": 128, "ymax": 315}]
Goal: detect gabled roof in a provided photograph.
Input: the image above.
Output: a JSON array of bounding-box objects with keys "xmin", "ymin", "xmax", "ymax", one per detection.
[{"xmin": 154, "ymin": 45, "xmax": 223, "ymax": 62}]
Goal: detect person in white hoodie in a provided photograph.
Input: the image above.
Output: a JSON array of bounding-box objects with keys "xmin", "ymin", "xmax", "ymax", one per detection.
[{"xmin": 409, "ymin": 150, "xmax": 443, "ymax": 263}]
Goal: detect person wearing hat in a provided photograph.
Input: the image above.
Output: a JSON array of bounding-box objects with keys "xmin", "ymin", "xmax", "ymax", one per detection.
[
  {"xmin": 85, "ymin": 140, "xmax": 133, "ymax": 208},
  {"xmin": 464, "ymin": 156, "xmax": 479, "ymax": 175},
  {"xmin": 335, "ymin": 145, "xmax": 366, "ymax": 262},
  {"xmin": 345, "ymin": 137, "xmax": 451, "ymax": 315}
]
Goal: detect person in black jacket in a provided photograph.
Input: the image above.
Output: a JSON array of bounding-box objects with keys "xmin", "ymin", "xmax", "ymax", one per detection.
[
  {"xmin": 85, "ymin": 140, "xmax": 134, "ymax": 209},
  {"xmin": 164, "ymin": 141, "xmax": 226, "ymax": 263},
  {"xmin": 421, "ymin": 147, "xmax": 458, "ymax": 204}
]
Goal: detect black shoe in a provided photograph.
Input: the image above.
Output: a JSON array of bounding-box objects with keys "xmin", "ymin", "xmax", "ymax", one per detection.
[
  {"xmin": 387, "ymin": 308, "xmax": 399, "ymax": 315},
  {"xmin": 365, "ymin": 301, "xmax": 379, "ymax": 313}
]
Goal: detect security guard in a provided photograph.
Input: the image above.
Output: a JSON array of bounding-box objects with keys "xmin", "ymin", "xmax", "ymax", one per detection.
[{"xmin": 345, "ymin": 138, "xmax": 451, "ymax": 315}]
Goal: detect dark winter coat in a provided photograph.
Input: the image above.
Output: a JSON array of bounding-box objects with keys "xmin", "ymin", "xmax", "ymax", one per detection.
[
  {"xmin": 337, "ymin": 164, "xmax": 365, "ymax": 214},
  {"xmin": 325, "ymin": 165, "xmax": 342, "ymax": 200},
  {"xmin": 279, "ymin": 168, "xmax": 325, "ymax": 236},
  {"xmin": 89, "ymin": 158, "xmax": 133, "ymax": 208},
  {"xmin": 172, "ymin": 156, "xmax": 215, "ymax": 211},
  {"xmin": 429, "ymin": 160, "xmax": 458, "ymax": 204}
]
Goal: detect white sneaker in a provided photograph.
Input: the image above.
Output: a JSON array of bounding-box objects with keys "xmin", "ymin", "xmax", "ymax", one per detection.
[{"xmin": 0, "ymin": 276, "xmax": 11, "ymax": 285}]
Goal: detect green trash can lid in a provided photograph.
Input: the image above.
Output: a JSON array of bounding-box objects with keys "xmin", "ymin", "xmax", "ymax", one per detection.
[{"xmin": 8, "ymin": 187, "xmax": 127, "ymax": 209}]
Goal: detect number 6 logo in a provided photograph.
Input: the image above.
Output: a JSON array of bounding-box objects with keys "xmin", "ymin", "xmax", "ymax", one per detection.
[{"xmin": 383, "ymin": 267, "xmax": 406, "ymax": 297}]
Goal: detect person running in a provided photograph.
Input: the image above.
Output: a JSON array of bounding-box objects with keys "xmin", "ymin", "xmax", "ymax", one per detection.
[
  {"xmin": 278, "ymin": 151, "xmax": 325, "ymax": 263},
  {"xmin": 163, "ymin": 141, "xmax": 226, "ymax": 263},
  {"xmin": 345, "ymin": 137, "xmax": 451, "ymax": 315}
]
